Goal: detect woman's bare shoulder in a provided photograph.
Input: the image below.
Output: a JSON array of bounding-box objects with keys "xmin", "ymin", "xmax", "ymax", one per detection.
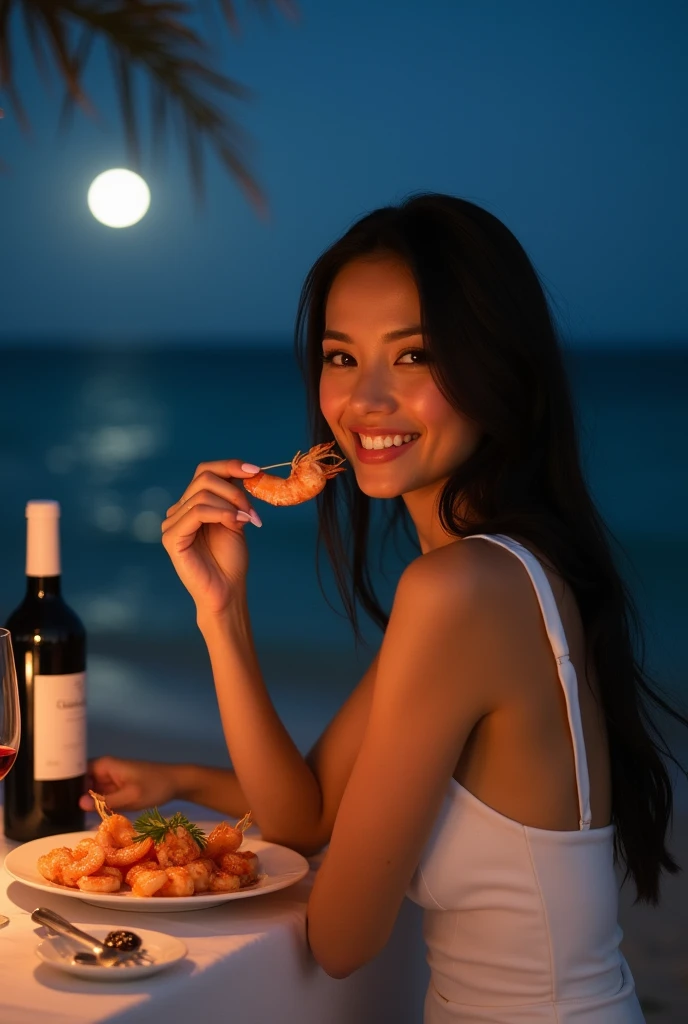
[
  {"xmin": 402, "ymin": 539, "xmax": 549, "ymax": 681},
  {"xmin": 407, "ymin": 536, "xmax": 534, "ymax": 601}
]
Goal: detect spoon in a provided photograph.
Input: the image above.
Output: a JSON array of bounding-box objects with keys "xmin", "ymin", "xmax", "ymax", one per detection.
[{"xmin": 31, "ymin": 908, "xmax": 151, "ymax": 967}]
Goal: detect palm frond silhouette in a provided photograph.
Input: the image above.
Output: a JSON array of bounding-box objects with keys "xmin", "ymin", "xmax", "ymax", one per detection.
[{"xmin": 0, "ymin": 0, "xmax": 299, "ymax": 215}]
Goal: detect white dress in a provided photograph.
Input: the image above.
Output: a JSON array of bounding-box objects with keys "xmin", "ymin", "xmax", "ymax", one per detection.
[{"xmin": 406, "ymin": 534, "xmax": 646, "ymax": 1023}]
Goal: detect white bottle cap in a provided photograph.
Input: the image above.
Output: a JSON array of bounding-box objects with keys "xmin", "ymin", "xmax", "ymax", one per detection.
[
  {"xmin": 26, "ymin": 500, "xmax": 61, "ymax": 576},
  {"xmin": 26, "ymin": 500, "xmax": 61, "ymax": 519}
]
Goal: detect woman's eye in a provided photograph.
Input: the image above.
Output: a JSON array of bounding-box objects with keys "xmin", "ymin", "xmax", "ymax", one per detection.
[
  {"xmin": 397, "ymin": 348, "xmax": 428, "ymax": 364},
  {"xmin": 321, "ymin": 350, "xmax": 353, "ymax": 367},
  {"xmin": 321, "ymin": 348, "xmax": 427, "ymax": 367}
]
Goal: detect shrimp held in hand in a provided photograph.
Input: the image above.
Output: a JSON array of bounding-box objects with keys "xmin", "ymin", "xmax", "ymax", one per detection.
[{"xmin": 243, "ymin": 442, "xmax": 346, "ymax": 506}]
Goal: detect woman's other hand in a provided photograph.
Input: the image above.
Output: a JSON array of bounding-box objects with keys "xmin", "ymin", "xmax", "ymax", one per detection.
[{"xmin": 79, "ymin": 756, "xmax": 180, "ymax": 811}]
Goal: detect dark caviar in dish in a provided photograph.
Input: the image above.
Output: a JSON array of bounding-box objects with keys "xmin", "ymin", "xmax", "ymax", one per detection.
[{"xmin": 104, "ymin": 930, "xmax": 142, "ymax": 952}]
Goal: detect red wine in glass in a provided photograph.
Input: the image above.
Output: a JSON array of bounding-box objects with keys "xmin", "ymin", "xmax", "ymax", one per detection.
[
  {"xmin": 1, "ymin": 628, "xmax": 21, "ymax": 793},
  {"xmin": 0, "ymin": 745, "xmax": 18, "ymax": 781}
]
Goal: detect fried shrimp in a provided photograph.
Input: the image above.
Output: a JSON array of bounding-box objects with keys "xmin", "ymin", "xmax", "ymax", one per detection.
[
  {"xmin": 186, "ymin": 858, "xmax": 214, "ymax": 893},
  {"xmin": 90, "ymin": 790, "xmax": 136, "ymax": 847},
  {"xmin": 77, "ymin": 871, "xmax": 121, "ymax": 893},
  {"xmin": 156, "ymin": 825, "xmax": 200, "ymax": 867},
  {"xmin": 37, "ymin": 847, "xmax": 73, "ymax": 884},
  {"xmin": 131, "ymin": 868, "xmax": 168, "ymax": 898},
  {"xmin": 34, "ymin": 798, "xmax": 261, "ymax": 898},
  {"xmin": 95, "ymin": 816, "xmax": 135, "ymax": 848},
  {"xmin": 124, "ymin": 860, "xmax": 160, "ymax": 888},
  {"xmin": 208, "ymin": 870, "xmax": 241, "ymax": 893},
  {"xmin": 218, "ymin": 851, "xmax": 254, "ymax": 877},
  {"xmin": 243, "ymin": 442, "xmax": 346, "ymax": 506},
  {"xmin": 100, "ymin": 865, "xmax": 124, "ymax": 884},
  {"xmin": 89, "ymin": 788, "xmax": 154, "ymax": 865},
  {"xmin": 157, "ymin": 866, "xmax": 194, "ymax": 898},
  {"xmin": 239, "ymin": 850, "xmax": 259, "ymax": 881},
  {"xmin": 61, "ymin": 843, "xmax": 106, "ymax": 887},
  {"xmin": 74, "ymin": 837, "xmax": 99, "ymax": 854},
  {"xmin": 205, "ymin": 812, "xmax": 253, "ymax": 860},
  {"xmin": 218, "ymin": 850, "xmax": 259, "ymax": 887},
  {"xmin": 103, "ymin": 837, "xmax": 154, "ymax": 867}
]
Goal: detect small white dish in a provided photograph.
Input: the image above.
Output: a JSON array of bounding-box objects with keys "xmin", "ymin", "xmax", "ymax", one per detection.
[{"xmin": 36, "ymin": 924, "xmax": 187, "ymax": 980}]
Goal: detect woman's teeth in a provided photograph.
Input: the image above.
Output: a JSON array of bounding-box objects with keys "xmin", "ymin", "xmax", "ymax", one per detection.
[{"xmin": 358, "ymin": 433, "xmax": 420, "ymax": 450}]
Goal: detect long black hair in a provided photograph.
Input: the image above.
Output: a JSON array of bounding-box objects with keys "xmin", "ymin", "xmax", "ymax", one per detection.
[{"xmin": 293, "ymin": 191, "xmax": 687, "ymax": 906}]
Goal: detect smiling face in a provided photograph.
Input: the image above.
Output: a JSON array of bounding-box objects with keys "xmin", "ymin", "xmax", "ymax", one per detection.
[{"xmin": 319, "ymin": 256, "xmax": 482, "ymax": 519}]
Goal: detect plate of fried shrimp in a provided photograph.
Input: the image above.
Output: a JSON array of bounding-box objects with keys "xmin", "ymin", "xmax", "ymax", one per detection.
[{"xmin": 5, "ymin": 793, "xmax": 310, "ymax": 912}]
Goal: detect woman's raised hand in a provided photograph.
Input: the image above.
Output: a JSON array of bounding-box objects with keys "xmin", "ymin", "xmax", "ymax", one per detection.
[{"xmin": 161, "ymin": 459, "xmax": 262, "ymax": 616}]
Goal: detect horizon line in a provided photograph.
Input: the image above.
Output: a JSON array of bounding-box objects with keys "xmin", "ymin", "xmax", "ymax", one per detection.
[{"xmin": 0, "ymin": 335, "xmax": 687, "ymax": 351}]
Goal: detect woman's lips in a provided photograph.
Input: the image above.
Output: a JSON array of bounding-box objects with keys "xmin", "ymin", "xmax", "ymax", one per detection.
[{"xmin": 352, "ymin": 434, "xmax": 420, "ymax": 464}]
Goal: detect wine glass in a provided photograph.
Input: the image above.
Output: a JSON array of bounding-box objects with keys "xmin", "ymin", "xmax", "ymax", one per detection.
[{"xmin": 0, "ymin": 629, "xmax": 20, "ymax": 781}]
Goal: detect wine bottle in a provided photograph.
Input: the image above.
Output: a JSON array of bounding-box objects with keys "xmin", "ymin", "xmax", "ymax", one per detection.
[{"xmin": 3, "ymin": 500, "xmax": 86, "ymax": 841}]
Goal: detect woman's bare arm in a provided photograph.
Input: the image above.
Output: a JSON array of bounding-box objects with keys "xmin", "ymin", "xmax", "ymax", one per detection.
[
  {"xmin": 303, "ymin": 651, "xmax": 378, "ymax": 850},
  {"xmin": 196, "ymin": 595, "xmax": 378, "ymax": 856},
  {"xmin": 85, "ymin": 644, "xmax": 377, "ymax": 856},
  {"xmin": 170, "ymin": 763, "xmax": 249, "ymax": 815},
  {"xmin": 168, "ymin": 652, "xmax": 378, "ymax": 855}
]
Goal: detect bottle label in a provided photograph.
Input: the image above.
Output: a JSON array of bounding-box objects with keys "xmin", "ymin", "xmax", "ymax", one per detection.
[{"xmin": 34, "ymin": 672, "xmax": 87, "ymax": 781}]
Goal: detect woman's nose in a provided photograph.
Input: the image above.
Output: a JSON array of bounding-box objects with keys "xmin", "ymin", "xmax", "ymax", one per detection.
[{"xmin": 347, "ymin": 369, "xmax": 397, "ymax": 415}]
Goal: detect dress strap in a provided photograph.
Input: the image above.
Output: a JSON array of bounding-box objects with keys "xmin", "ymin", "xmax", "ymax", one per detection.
[{"xmin": 463, "ymin": 533, "xmax": 592, "ymax": 831}]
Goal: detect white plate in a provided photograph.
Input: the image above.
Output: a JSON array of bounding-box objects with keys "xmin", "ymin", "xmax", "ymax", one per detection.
[
  {"xmin": 36, "ymin": 924, "xmax": 186, "ymax": 980},
  {"xmin": 5, "ymin": 831, "xmax": 310, "ymax": 912}
]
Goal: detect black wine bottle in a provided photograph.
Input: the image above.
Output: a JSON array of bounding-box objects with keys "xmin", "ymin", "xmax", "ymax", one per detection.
[{"xmin": 3, "ymin": 500, "xmax": 86, "ymax": 841}]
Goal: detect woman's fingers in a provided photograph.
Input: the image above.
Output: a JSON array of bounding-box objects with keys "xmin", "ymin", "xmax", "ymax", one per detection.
[
  {"xmin": 166, "ymin": 463, "xmax": 259, "ymax": 517},
  {"xmin": 79, "ymin": 781, "xmax": 141, "ymax": 811},
  {"xmin": 162, "ymin": 492, "xmax": 261, "ymax": 534},
  {"xmin": 162, "ymin": 490, "xmax": 246, "ymax": 534},
  {"xmin": 162, "ymin": 502, "xmax": 255, "ymax": 553},
  {"xmin": 166, "ymin": 468, "xmax": 258, "ymax": 520},
  {"xmin": 194, "ymin": 459, "xmax": 260, "ymax": 482},
  {"xmin": 80, "ymin": 756, "xmax": 141, "ymax": 810}
]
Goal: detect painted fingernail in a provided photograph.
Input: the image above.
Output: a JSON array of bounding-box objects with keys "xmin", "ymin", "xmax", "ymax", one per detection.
[
  {"xmin": 241, "ymin": 463, "xmax": 260, "ymax": 473},
  {"xmin": 236, "ymin": 510, "xmax": 262, "ymax": 528}
]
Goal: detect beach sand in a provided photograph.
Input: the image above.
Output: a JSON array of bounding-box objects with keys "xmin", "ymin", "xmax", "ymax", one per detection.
[
  {"xmin": 617, "ymin": 812, "xmax": 688, "ymax": 1022},
  {"xmin": 617, "ymin": 726, "xmax": 688, "ymax": 1024}
]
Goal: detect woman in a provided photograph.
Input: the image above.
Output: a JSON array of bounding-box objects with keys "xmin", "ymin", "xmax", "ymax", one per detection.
[{"xmin": 82, "ymin": 194, "xmax": 687, "ymax": 1022}]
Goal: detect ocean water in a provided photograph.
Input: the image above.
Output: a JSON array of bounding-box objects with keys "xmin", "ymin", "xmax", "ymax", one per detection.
[{"xmin": 0, "ymin": 345, "xmax": 686, "ymax": 767}]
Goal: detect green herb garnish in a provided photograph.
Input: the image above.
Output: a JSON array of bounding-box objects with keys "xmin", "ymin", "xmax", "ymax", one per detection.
[{"xmin": 132, "ymin": 807, "xmax": 207, "ymax": 849}]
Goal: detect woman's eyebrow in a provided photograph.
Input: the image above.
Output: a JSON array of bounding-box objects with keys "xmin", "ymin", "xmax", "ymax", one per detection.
[{"xmin": 322, "ymin": 325, "xmax": 423, "ymax": 344}]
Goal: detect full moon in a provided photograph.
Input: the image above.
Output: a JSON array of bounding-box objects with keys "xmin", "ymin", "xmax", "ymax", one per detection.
[{"xmin": 87, "ymin": 169, "xmax": 151, "ymax": 228}]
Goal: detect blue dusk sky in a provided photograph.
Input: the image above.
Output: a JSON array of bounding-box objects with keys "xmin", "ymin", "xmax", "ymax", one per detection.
[{"xmin": 1, "ymin": 0, "xmax": 686, "ymax": 347}]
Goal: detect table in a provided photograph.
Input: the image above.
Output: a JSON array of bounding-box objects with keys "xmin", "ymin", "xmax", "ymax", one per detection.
[{"xmin": 0, "ymin": 801, "xmax": 429, "ymax": 1024}]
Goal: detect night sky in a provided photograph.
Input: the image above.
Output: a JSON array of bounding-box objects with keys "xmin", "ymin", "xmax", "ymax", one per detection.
[{"xmin": 1, "ymin": 0, "xmax": 686, "ymax": 346}]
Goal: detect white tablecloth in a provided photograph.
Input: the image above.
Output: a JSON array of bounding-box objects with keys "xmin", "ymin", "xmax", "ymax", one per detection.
[{"xmin": 0, "ymin": 802, "xmax": 429, "ymax": 1024}]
